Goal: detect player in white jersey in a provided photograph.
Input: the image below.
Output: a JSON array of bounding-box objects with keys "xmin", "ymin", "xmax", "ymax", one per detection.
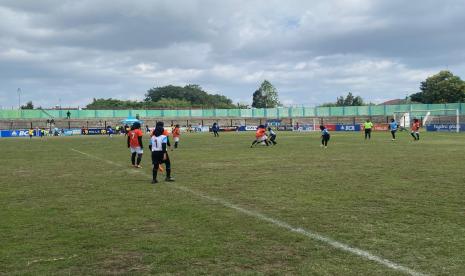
[{"xmin": 150, "ymin": 126, "xmax": 174, "ymax": 184}]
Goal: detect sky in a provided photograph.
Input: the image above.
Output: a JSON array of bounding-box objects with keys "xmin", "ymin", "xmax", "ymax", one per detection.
[{"xmin": 1, "ymin": 0, "xmax": 465, "ymax": 108}]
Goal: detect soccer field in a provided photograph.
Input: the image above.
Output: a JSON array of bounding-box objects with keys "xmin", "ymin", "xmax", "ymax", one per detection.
[{"xmin": 1, "ymin": 131, "xmax": 464, "ymax": 275}]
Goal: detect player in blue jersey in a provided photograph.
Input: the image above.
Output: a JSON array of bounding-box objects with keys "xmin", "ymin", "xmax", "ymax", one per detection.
[
  {"xmin": 320, "ymin": 125, "xmax": 330, "ymax": 148},
  {"xmin": 388, "ymin": 119, "xmax": 398, "ymax": 140}
]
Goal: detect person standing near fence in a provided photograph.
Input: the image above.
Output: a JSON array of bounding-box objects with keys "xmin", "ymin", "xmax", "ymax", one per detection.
[{"xmin": 363, "ymin": 119, "xmax": 374, "ymax": 140}]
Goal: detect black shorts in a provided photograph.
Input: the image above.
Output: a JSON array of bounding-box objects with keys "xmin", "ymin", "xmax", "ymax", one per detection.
[
  {"xmin": 151, "ymin": 151, "xmax": 164, "ymax": 165},
  {"xmin": 365, "ymin": 129, "xmax": 372, "ymax": 133},
  {"xmin": 322, "ymin": 134, "xmax": 330, "ymax": 140}
]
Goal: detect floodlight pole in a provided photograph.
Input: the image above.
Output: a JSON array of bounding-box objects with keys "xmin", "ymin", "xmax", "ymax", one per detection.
[{"xmin": 17, "ymin": 88, "xmax": 21, "ymax": 109}]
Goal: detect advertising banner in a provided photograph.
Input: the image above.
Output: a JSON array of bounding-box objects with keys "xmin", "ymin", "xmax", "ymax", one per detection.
[
  {"xmin": 83, "ymin": 128, "xmax": 107, "ymax": 135},
  {"xmin": 192, "ymin": 126, "xmax": 210, "ymax": 132},
  {"xmin": 373, "ymin": 124, "xmax": 389, "ymax": 131},
  {"xmin": 0, "ymin": 129, "xmax": 37, "ymax": 138},
  {"xmin": 426, "ymin": 124, "xmax": 464, "ymax": 132},
  {"xmin": 361, "ymin": 124, "xmax": 389, "ymax": 131},
  {"xmin": 336, "ymin": 124, "xmax": 361, "ymax": 131},
  {"xmin": 266, "ymin": 119, "xmax": 282, "ymax": 126},
  {"xmin": 237, "ymin": 126, "xmax": 257, "ymax": 131},
  {"xmin": 295, "ymin": 125, "xmax": 315, "ymax": 132},
  {"xmin": 217, "ymin": 126, "xmax": 237, "ymax": 132},
  {"xmin": 64, "ymin": 129, "xmax": 82, "ymax": 136},
  {"xmin": 324, "ymin": 124, "xmax": 337, "ymax": 131}
]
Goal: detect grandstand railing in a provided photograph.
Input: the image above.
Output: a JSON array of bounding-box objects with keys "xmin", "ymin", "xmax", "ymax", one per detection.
[{"xmin": 1, "ymin": 103, "xmax": 464, "ymax": 119}]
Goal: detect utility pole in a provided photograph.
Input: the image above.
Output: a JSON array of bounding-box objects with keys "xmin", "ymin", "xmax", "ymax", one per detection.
[{"xmin": 17, "ymin": 88, "xmax": 21, "ymax": 109}]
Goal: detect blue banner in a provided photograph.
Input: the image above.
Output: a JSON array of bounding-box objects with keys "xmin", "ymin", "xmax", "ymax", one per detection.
[
  {"xmin": 84, "ymin": 128, "xmax": 107, "ymax": 135},
  {"xmin": 336, "ymin": 124, "xmax": 361, "ymax": 131},
  {"xmin": 426, "ymin": 124, "xmax": 464, "ymax": 132},
  {"xmin": 0, "ymin": 129, "xmax": 36, "ymax": 137}
]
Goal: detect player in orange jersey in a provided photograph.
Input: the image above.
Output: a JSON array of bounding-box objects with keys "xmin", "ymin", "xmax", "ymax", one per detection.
[
  {"xmin": 127, "ymin": 122, "xmax": 144, "ymax": 168},
  {"xmin": 172, "ymin": 124, "xmax": 181, "ymax": 149},
  {"xmin": 250, "ymin": 125, "xmax": 269, "ymax": 147},
  {"xmin": 410, "ymin": 118, "xmax": 420, "ymax": 140}
]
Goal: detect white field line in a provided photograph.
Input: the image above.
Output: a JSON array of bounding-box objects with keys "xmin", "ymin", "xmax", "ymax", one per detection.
[
  {"xmin": 27, "ymin": 254, "xmax": 78, "ymax": 266},
  {"xmin": 70, "ymin": 148, "xmax": 427, "ymax": 276}
]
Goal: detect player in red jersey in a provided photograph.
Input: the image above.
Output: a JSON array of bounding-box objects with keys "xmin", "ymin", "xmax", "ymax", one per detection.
[
  {"xmin": 410, "ymin": 118, "xmax": 421, "ymax": 141},
  {"xmin": 127, "ymin": 122, "xmax": 144, "ymax": 168}
]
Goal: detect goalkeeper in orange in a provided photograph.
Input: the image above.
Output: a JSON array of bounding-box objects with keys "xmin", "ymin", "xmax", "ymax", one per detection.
[{"xmin": 250, "ymin": 125, "xmax": 269, "ymax": 147}]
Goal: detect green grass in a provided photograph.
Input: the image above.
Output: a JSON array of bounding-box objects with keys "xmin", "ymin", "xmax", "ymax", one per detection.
[{"xmin": 1, "ymin": 131, "xmax": 464, "ymax": 275}]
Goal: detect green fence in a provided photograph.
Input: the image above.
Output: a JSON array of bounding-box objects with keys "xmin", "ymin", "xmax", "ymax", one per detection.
[{"xmin": 1, "ymin": 103, "xmax": 464, "ymax": 119}]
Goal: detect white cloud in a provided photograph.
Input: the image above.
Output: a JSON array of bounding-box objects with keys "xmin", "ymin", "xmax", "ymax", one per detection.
[{"xmin": 0, "ymin": 0, "xmax": 464, "ymax": 108}]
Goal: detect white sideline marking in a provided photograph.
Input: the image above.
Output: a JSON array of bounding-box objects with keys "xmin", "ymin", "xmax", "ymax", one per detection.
[
  {"xmin": 27, "ymin": 254, "xmax": 78, "ymax": 266},
  {"xmin": 70, "ymin": 148, "xmax": 427, "ymax": 276}
]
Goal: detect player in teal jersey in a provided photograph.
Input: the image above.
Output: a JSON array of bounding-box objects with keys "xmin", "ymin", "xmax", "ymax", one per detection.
[{"xmin": 389, "ymin": 119, "xmax": 398, "ymax": 140}]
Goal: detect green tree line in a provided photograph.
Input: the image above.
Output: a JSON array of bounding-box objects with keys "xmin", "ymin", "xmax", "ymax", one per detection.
[{"xmin": 86, "ymin": 84, "xmax": 235, "ymax": 109}]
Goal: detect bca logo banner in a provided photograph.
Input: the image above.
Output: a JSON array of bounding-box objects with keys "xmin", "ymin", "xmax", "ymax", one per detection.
[
  {"xmin": 11, "ymin": 130, "xmax": 30, "ymax": 137},
  {"xmin": 336, "ymin": 125, "xmax": 359, "ymax": 131}
]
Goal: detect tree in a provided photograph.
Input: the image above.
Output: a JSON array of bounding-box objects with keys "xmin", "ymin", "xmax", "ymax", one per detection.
[
  {"xmin": 252, "ymin": 89, "xmax": 266, "ymax": 108},
  {"xmin": 86, "ymin": 98, "xmax": 143, "ymax": 109},
  {"xmin": 252, "ymin": 80, "xmax": 280, "ymax": 108},
  {"xmin": 21, "ymin": 101, "xmax": 34, "ymax": 109},
  {"xmin": 410, "ymin": 71, "xmax": 465, "ymax": 103},
  {"xmin": 85, "ymin": 85, "xmax": 236, "ymax": 109},
  {"xmin": 320, "ymin": 92, "xmax": 365, "ymax": 107},
  {"xmin": 145, "ymin": 85, "xmax": 235, "ymax": 108}
]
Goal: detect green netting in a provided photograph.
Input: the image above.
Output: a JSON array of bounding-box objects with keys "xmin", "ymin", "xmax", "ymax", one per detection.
[
  {"xmin": 0, "ymin": 110, "xmax": 20, "ymax": 119},
  {"xmin": 162, "ymin": 110, "xmax": 178, "ymax": 117},
  {"xmin": 240, "ymin": 109, "xmax": 253, "ymax": 117},
  {"xmin": 370, "ymin": 105, "xmax": 385, "ymax": 115},
  {"xmin": 329, "ymin": 107, "xmax": 343, "ymax": 116},
  {"xmin": 77, "ymin": 110, "xmax": 97, "ymax": 118},
  {"xmin": 315, "ymin": 107, "xmax": 330, "ymax": 116},
  {"xmin": 95, "ymin": 110, "xmax": 114, "ymax": 117},
  {"xmin": 177, "ymin": 110, "xmax": 190, "ymax": 117},
  {"xmin": 278, "ymin": 108, "xmax": 289, "ymax": 118},
  {"xmin": 290, "ymin": 107, "xmax": 303, "ymax": 117},
  {"xmin": 1, "ymin": 103, "xmax": 463, "ymax": 119},
  {"xmin": 46, "ymin": 110, "xmax": 62, "ymax": 118},
  {"xmin": 356, "ymin": 106, "xmax": 369, "ymax": 116},
  {"xmin": 215, "ymin": 109, "xmax": 229, "ymax": 117},
  {"xmin": 265, "ymin": 108, "xmax": 278, "ymax": 118},
  {"xmin": 303, "ymin": 107, "xmax": 315, "ymax": 116},
  {"xmin": 344, "ymin": 106, "xmax": 358, "ymax": 116},
  {"xmin": 114, "ymin": 110, "xmax": 131, "ymax": 117},
  {"xmin": 227, "ymin": 109, "xmax": 240, "ymax": 117},
  {"xmin": 253, "ymin": 109, "xmax": 265, "ymax": 117},
  {"xmin": 190, "ymin": 110, "xmax": 202, "ymax": 117},
  {"xmin": 202, "ymin": 110, "xmax": 214, "ymax": 117},
  {"xmin": 445, "ymin": 103, "xmax": 460, "ymax": 110}
]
